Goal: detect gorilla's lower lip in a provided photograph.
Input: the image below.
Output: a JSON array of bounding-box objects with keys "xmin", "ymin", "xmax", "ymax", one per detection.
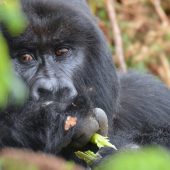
[{"xmin": 42, "ymin": 101, "xmax": 54, "ymax": 106}]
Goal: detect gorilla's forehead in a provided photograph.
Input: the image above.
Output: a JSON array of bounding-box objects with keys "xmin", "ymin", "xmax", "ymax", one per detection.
[{"xmin": 13, "ymin": 0, "xmax": 97, "ymax": 48}]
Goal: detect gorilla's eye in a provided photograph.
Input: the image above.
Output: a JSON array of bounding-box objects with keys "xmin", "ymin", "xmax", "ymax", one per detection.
[
  {"xmin": 19, "ymin": 54, "xmax": 33, "ymax": 63},
  {"xmin": 55, "ymin": 48, "xmax": 70, "ymax": 57}
]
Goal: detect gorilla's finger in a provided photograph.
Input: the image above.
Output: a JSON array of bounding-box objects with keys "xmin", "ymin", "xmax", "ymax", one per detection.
[
  {"xmin": 93, "ymin": 108, "xmax": 108, "ymax": 136},
  {"xmin": 72, "ymin": 116, "xmax": 99, "ymax": 148}
]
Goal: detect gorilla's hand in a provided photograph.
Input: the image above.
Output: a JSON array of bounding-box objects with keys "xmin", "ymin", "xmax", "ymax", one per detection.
[{"xmin": 70, "ymin": 108, "xmax": 108, "ymax": 148}]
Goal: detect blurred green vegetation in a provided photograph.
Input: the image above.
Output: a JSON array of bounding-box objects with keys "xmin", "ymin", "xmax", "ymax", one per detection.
[
  {"xmin": 88, "ymin": 0, "xmax": 170, "ymax": 86},
  {"xmin": 0, "ymin": 0, "xmax": 27, "ymax": 107},
  {"xmin": 0, "ymin": 158, "xmax": 38, "ymax": 170},
  {"xmin": 96, "ymin": 147, "xmax": 170, "ymax": 170}
]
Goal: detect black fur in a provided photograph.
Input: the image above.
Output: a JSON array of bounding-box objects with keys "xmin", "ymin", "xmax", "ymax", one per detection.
[
  {"xmin": 1, "ymin": 0, "xmax": 170, "ymax": 166},
  {"xmin": 111, "ymin": 72, "xmax": 170, "ymax": 148}
]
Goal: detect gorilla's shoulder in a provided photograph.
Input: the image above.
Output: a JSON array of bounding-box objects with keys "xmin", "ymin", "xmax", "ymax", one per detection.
[{"xmin": 117, "ymin": 71, "xmax": 170, "ymax": 129}]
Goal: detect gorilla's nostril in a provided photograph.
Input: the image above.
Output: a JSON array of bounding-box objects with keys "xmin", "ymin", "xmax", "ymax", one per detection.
[
  {"xmin": 59, "ymin": 87, "xmax": 78, "ymax": 103},
  {"xmin": 61, "ymin": 87, "xmax": 70, "ymax": 97},
  {"xmin": 38, "ymin": 88, "xmax": 52, "ymax": 94}
]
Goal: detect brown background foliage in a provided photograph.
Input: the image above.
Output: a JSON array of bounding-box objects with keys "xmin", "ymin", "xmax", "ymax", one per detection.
[{"xmin": 88, "ymin": 0, "xmax": 170, "ymax": 87}]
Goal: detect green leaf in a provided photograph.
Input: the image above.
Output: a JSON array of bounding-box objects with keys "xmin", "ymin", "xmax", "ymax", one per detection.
[
  {"xmin": 75, "ymin": 133, "xmax": 117, "ymax": 165},
  {"xmin": 90, "ymin": 133, "xmax": 117, "ymax": 150},
  {"xmin": 75, "ymin": 151, "xmax": 101, "ymax": 165}
]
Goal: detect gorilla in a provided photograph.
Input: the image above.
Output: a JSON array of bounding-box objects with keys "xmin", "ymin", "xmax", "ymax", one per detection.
[{"xmin": 1, "ymin": 0, "xmax": 170, "ymax": 167}]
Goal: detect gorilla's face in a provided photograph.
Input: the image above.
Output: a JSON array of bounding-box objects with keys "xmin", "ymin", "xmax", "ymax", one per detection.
[
  {"xmin": 11, "ymin": 29, "xmax": 83, "ymax": 111},
  {"xmin": 8, "ymin": 1, "xmax": 96, "ymax": 112}
]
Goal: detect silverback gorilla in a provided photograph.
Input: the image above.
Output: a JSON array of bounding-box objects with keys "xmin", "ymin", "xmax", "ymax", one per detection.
[{"xmin": 1, "ymin": 0, "xmax": 170, "ymax": 167}]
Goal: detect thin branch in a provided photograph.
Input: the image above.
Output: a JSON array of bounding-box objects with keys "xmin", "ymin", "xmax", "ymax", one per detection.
[
  {"xmin": 159, "ymin": 55, "xmax": 170, "ymax": 87},
  {"xmin": 105, "ymin": 0, "xmax": 127, "ymax": 73},
  {"xmin": 151, "ymin": 0, "xmax": 169, "ymax": 26}
]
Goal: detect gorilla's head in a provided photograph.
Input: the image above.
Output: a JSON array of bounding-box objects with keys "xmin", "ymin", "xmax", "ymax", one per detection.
[
  {"xmin": 3, "ymin": 0, "xmax": 119, "ymax": 115},
  {"xmin": 1, "ymin": 0, "xmax": 119, "ymax": 158}
]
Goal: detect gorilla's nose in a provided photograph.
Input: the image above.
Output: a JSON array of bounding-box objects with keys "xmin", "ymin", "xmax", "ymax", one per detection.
[
  {"xmin": 31, "ymin": 78, "xmax": 78, "ymax": 107},
  {"xmin": 31, "ymin": 79, "xmax": 54, "ymax": 100}
]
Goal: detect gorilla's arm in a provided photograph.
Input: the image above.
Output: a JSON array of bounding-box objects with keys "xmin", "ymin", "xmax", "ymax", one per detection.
[
  {"xmin": 110, "ymin": 72, "xmax": 170, "ymax": 149},
  {"xmin": 0, "ymin": 97, "xmax": 109, "ymax": 155},
  {"xmin": 89, "ymin": 72, "xmax": 170, "ymax": 166}
]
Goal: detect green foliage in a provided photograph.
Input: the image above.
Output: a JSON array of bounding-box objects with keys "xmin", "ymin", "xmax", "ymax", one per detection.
[
  {"xmin": 95, "ymin": 147, "xmax": 170, "ymax": 170},
  {"xmin": 0, "ymin": 0, "xmax": 27, "ymax": 107},
  {"xmin": 90, "ymin": 133, "xmax": 117, "ymax": 149},
  {"xmin": 0, "ymin": 0, "xmax": 27, "ymax": 35},
  {"xmin": 75, "ymin": 151, "xmax": 100, "ymax": 165},
  {"xmin": 0, "ymin": 158, "xmax": 38, "ymax": 170},
  {"xmin": 75, "ymin": 133, "xmax": 116, "ymax": 165},
  {"xmin": 88, "ymin": 0, "xmax": 170, "ymax": 86}
]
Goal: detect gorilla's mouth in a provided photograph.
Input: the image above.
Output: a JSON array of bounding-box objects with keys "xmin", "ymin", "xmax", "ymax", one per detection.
[
  {"xmin": 41, "ymin": 100, "xmax": 75, "ymax": 113},
  {"xmin": 39, "ymin": 94, "xmax": 89, "ymax": 113}
]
